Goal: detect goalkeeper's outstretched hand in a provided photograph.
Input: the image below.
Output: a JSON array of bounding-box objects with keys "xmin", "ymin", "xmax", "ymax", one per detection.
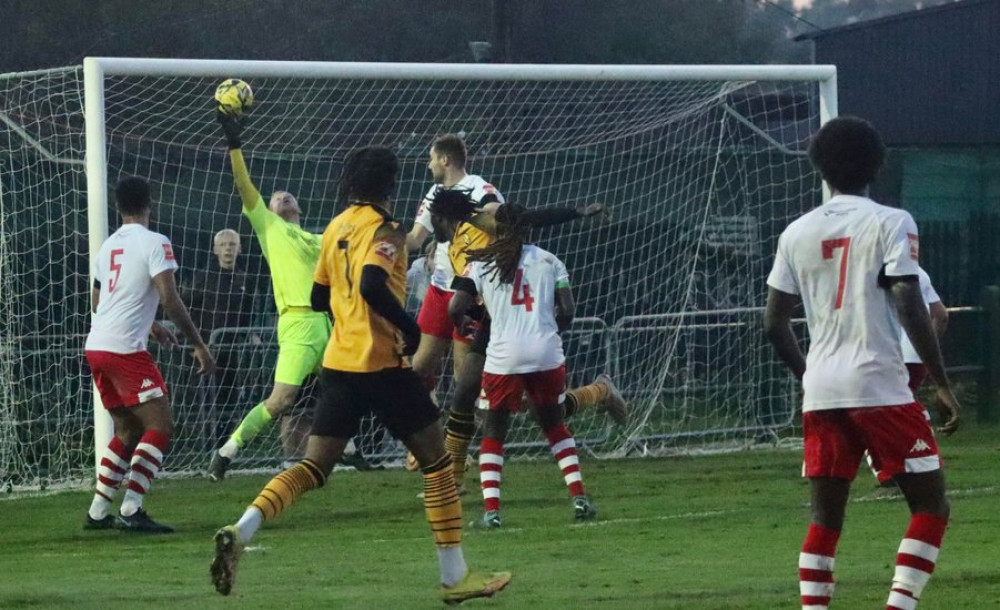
[{"xmin": 216, "ymin": 109, "xmax": 244, "ymax": 150}]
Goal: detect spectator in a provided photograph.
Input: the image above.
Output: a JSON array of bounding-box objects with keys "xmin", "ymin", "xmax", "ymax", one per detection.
[{"xmin": 181, "ymin": 228, "xmax": 264, "ymax": 443}]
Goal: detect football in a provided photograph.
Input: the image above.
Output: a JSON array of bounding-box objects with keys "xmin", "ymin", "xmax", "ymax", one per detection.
[{"xmin": 214, "ymin": 78, "xmax": 254, "ymax": 115}]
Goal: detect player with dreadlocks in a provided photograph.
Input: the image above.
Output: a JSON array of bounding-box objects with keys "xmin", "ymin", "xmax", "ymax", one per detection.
[
  {"xmin": 427, "ymin": 190, "xmax": 626, "ymax": 495},
  {"xmin": 445, "ymin": 197, "xmax": 603, "ymax": 527}
]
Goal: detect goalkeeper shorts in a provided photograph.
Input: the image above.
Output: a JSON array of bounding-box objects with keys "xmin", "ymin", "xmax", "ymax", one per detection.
[{"xmin": 274, "ymin": 312, "xmax": 331, "ymax": 386}]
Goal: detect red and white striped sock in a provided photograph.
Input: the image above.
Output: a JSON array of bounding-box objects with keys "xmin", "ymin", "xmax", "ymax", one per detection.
[
  {"xmin": 543, "ymin": 424, "xmax": 585, "ymax": 498},
  {"xmin": 799, "ymin": 522, "xmax": 840, "ymax": 609},
  {"xmin": 479, "ymin": 437, "xmax": 504, "ymax": 512},
  {"xmin": 886, "ymin": 513, "xmax": 947, "ymax": 610},
  {"xmin": 88, "ymin": 437, "xmax": 135, "ymax": 520},
  {"xmin": 120, "ymin": 429, "xmax": 170, "ymax": 517}
]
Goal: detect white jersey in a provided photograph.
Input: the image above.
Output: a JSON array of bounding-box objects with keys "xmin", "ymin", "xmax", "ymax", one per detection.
[
  {"xmin": 767, "ymin": 195, "xmax": 921, "ymax": 411},
  {"xmin": 900, "ymin": 267, "xmax": 941, "ymax": 364},
  {"xmin": 415, "ymin": 174, "xmax": 504, "ymax": 291},
  {"xmin": 464, "ymin": 245, "xmax": 568, "ymax": 375},
  {"xmin": 85, "ymin": 223, "xmax": 179, "ymax": 354}
]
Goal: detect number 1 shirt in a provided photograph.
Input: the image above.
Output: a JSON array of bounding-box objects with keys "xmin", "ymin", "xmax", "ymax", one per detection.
[{"xmin": 767, "ymin": 194, "xmax": 920, "ymax": 412}]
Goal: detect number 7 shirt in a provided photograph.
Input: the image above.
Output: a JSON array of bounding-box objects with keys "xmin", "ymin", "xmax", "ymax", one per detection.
[
  {"xmin": 767, "ymin": 194, "xmax": 921, "ymax": 412},
  {"xmin": 86, "ymin": 223, "xmax": 179, "ymax": 354},
  {"xmin": 459, "ymin": 244, "xmax": 569, "ymax": 375}
]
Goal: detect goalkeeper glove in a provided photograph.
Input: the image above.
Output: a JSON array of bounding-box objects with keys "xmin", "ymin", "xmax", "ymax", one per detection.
[{"xmin": 216, "ymin": 109, "xmax": 244, "ymax": 149}]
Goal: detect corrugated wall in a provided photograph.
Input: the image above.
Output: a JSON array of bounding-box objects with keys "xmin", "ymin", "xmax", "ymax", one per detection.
[{"xmin": 808, "ymin": 0, "xmax": 1000, "ymax": 146}]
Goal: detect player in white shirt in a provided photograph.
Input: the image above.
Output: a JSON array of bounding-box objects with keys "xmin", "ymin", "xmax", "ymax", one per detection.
[
  {"xmin": 450, "ymin": 207, "xmax": 597, "ymax": 528},
  {"xmin": 405, "ymin": 134, "xmax": 505, "ymax": 392},
  {"xmin": 84, "ymin": 177, "xmax": 215, "ymax": 533},
  {"xmin": 763, "ymin": 117, "xmax": 960, "ymax": 610},
  {"xmin": 869, "ymin": 267, "xmax": 949, "ymax": 488}
]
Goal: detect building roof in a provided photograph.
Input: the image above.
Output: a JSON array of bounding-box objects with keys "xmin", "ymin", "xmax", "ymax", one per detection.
[{"xmin": 794, "ymin": 0, "xmax": 995, "ymax": 41}]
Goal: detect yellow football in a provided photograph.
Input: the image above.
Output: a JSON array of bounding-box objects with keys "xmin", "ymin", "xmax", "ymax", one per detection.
[{"xmin": 214, "ymin": 78, "xmax": 254, "ymax": 115}]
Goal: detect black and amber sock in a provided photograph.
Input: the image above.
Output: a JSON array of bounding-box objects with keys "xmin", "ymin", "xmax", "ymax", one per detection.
[
  {"xmin": 251, "ymin": 459, "xmax": 326, "ymax": 521},
  {"xmin": 564, "ymin": 383, "xmax": 609, "ymax": 416},
  {"xmin": 444, "ymin": 410, "xmax": 475, "ymax": 484},
  {"xmin": 421, "ymin": 454, "xmax": 463, "ymax": 547}
]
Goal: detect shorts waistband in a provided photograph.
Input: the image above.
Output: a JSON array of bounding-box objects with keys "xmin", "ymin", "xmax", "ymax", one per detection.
[{"xmin": 280, "ymin": 306, "xmax": 318, "ymax": 316}]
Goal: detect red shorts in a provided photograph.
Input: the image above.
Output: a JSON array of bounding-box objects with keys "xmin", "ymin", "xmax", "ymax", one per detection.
[
  {"xmin": 416, "ymin": 285, "xmax": 471, "ymax": 343},
  {"xmin": 85, "ymin": 350, "xmax": 168, "ymax": 409},
  {"xmin": 480, "ymin": 365, "xmax": 567, "ymax": 412},
  {"xmin": 803, "ymin": 402, "xmax": 941, "ymax": 481}
]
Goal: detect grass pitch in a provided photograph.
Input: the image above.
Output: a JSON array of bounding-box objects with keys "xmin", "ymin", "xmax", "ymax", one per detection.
[{"xmin": 2, "ymin": 423, "xmax": 998, "ymax": 609}]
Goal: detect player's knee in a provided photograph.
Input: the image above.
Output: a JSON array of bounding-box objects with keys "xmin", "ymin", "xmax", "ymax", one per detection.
[
  {"xmin": 913, "ymin": 493, "xmax": 950, "ymax": 520},
  {"xmin": 146, "ymin": 418, "xmax": 175, "ymax": 439},
  {"xmin": 115, "ymin": 428, "xmax": 141, "ymax": 448},
  {"xmin": 536, "ymin": 406, "xmax": 564, "ymax": 431},
  {"xmin": 266, "ymin": 393, "xmax": 296, "ymax": 415}
]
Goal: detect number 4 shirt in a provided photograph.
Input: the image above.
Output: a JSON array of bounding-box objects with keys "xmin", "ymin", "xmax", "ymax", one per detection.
[
  {"xmin": 86, "ymin": 223, "xmax": 179, "ymax": 354},
  {"xmin": 767, "ymin": 195, "xmax": 920, "ymax": 412},
  {"xmin": 461, "ymin": 244, "xmax": 568, "ymax": 375}
]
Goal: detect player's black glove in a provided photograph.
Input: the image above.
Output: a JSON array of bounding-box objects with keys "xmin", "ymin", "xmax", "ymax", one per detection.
[{"xmin": 215, "ymin": 109, "xmax": 244, "ymax": 149}]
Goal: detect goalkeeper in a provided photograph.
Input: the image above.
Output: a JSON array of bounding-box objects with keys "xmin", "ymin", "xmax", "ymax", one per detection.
[{"xmin": 207, "ymin": 109, "xmax": 331, "ymax": 480}]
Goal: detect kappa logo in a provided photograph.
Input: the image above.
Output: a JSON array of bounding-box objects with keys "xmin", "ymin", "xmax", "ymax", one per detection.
[
  {"xmin": 910, "ymin": 438, "xmax": 931, "ymax": 453},
  {"xmin": 140, "ymin": 378, "xmax": 155, "ymax": 389}
]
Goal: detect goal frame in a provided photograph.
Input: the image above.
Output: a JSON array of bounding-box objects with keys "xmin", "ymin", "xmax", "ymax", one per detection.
[{"xmin": 82, "ymin": 57, "xmax": 837, "ymax": 475}]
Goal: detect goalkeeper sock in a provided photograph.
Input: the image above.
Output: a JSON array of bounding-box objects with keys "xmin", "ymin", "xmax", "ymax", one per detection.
[
  {"xmin": 564, "ymin": 383, "xmax": 609, "ymax": 417},
  {"xmin": 221, "ymin": 402, "xmax": 273, "ymax": 458},
  {"xmin": 89, "ymin": 436, "xmax": 136, "ymax": 520},
  {"xmin": 249, "ymin": 459, "xmax": 325, "ymax": 522}
]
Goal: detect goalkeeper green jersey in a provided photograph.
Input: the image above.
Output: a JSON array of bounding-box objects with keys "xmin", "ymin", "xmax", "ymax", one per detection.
[{"xmin": 244, "ymin": 199, "xmax": 321, "ymax": 314}]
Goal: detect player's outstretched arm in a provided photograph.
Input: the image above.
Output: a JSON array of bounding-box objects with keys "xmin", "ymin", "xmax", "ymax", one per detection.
[
  {"xmin": 216, "ymin": 111, "xmax": 263, "ymax": 212},
  {"xmin": 152, "ymin": 270, "xmax": 216, "ymax": 375},
  {"xmin": 890, "ymin": 277, "xmax": 961, "ymax": 434},
  {"xmin": 763, "ymin": 287, "xmax": 806, "ymax": 381},
  {"xmin": 521, "ymin": 203, "xmax": 607, "ymax": 228}
]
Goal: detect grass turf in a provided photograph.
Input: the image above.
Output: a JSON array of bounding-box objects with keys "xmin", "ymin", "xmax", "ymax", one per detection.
[{"xmin": 1, "ymin": 423, "xmax": 998, "ymax": 609}]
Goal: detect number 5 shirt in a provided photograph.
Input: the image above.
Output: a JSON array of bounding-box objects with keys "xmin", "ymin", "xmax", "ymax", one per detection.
[
  {"xmin": 86, "ymin": 223, "xmax": 179, "ymax": 353},
  {"xmin": 766, "ymin": 195, "xmax": 920, "ymax": 412}
]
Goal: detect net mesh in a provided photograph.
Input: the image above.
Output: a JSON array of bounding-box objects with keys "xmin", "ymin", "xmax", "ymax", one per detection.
[{"xmin": 0, "ymin": 63, "xmax": 823, "ymax": 489}]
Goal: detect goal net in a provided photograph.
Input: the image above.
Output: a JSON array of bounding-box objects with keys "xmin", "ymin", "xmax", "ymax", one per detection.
[{"xmin": 0, "ymin": 60, "xmax": 834, "ymax": 490}]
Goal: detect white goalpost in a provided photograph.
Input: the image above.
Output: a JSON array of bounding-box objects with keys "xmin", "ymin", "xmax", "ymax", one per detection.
[{"xmin": 1, "ymin": 58, "xmax": 836, "ymax": 490}]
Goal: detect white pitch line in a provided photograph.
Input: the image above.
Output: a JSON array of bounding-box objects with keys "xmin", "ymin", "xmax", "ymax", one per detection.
[
  {"xmin": 852, "ymin": 485, "xmax": 997, "ymax": 504},
  {"xmin": 569, "ymin": 509, "xmax": 739, "ymax": 528}
]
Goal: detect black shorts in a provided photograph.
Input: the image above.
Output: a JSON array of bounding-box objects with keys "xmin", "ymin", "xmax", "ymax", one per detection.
[
  {"xmin": 470, "ymin": 317, "xmax": 491, "ymax": 356},
  {"xmin": 311, "ymin": 367, "xmax": 441, "ymax": 441}
]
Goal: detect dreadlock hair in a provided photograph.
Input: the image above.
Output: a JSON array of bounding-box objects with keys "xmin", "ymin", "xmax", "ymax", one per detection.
[
  {"xmin": 430, "ymin": 188, "xmax": 476, "ymax": 222},
  {"xmin": 338, "ymin": 146, "xmax": 399, "ymax": 205},
  {"xmin": 467, "ymin": 204, "xmax": 528, "ymax": 285}
]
